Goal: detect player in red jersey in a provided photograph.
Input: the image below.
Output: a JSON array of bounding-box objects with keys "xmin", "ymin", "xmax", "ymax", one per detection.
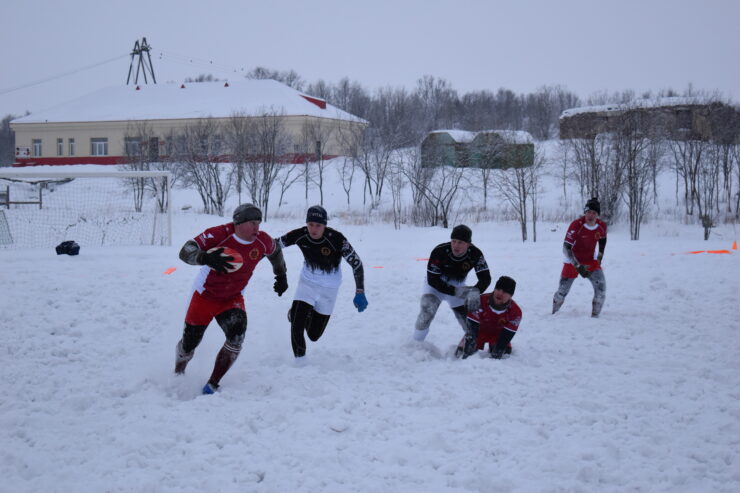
[
  {"xmin": 174, "ymin": 203, "xmax": 288, "ymax": 394},
  {"xmin": 552, "ymin": 197, "xmax": 607, "ymax": 317},
  {"xmin": 456, "ymin": 276, "xmax": 521, "ymax": 359}
]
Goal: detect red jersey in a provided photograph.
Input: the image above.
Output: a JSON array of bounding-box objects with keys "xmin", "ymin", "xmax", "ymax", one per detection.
[
  {"xmin": 563, "ymin": 217, "xmax": 607, "ymax": 265},
  {"xmin": 192, "ymin": 224, "xmax": 276, "ymax": 300},
  {"xmin": 467, "ymin": 295, "xmax": 522, "ymax": 349}
]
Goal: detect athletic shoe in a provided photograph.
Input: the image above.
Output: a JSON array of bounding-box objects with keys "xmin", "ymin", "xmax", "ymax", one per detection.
[
  {"xmin": 202, "ymin": 382, "xmax": 220, "ymax": 394},
  {"xmin": 592, "ymin": 301, "xmax": 603, "ymax": 318},
  {"xmin": 552, "ymin": 298, "xmax": 564, "ymax": 314}
]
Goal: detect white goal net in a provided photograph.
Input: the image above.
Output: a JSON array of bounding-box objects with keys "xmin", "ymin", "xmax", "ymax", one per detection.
[{"xmin": 0, "ymin": 169, "xmax": 171, "ymax": 248}]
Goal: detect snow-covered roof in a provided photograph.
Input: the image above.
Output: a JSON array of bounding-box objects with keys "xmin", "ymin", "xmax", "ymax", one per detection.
[
  {"xmin": 429, "ymin": 130, "xmax": 477, "ymax": 143},
  {"xmin": 560, "ymin": 97, "xmax": 711, "ymax": 119},
  {"xmin": 476, "ymin": 129, "xmax": 534, "ymax": 144},
  {"xmin": 429, "ymin": 129, "xmax": 533, "ymax": 144},
  {"xmin": 11, "ymin": 79, "xmax": 367, "ymax": 124}
]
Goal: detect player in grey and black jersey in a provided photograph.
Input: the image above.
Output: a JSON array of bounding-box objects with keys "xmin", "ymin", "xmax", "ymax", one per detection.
[{"xmin": 412, "ymin": 224, "xmax": 491, "ymax": 342}]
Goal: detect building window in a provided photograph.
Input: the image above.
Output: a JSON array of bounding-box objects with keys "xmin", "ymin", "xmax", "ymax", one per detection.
[
  {"xmin": 57, "ymin": 138, "xmax": 64, "ymax": 156},
  {"xmin": 32, "ymin": 139, "xmax": 42, "ymax": 157},
  {"xmin": 69, "ymin": 138, "xmax": 75, "ymax": 156},
  {"xmin": 91, "ymin": 138, "xmax": 108, "ymax": 156},
  {"xmin": 124, "ymin": 137, "xmax": 141, "ymax": 156}
]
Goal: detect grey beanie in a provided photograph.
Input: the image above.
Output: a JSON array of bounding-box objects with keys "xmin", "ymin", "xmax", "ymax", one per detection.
[{"xmin": 233, "ymin": 203, "xmax": 262, "ymax": 224}]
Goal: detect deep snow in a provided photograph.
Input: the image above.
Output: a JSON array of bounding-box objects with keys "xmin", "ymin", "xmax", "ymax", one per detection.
[{"xmin": 1, "ymin": 156, "xmax": 739, "ymax": 492}]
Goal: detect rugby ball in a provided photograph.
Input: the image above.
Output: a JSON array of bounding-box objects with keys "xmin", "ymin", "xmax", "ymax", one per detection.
[{"xmin": 207, "ymin": 246, "xmax": 243, "ymax": 273}]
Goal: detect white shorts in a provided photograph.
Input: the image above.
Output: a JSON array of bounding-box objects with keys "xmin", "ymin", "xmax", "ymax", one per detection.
[
  {"xmin": 293, "ymin": 277, "xmax": 340, "ymax": 315},
  {"xmin": 422, "ymin": 282, "xmax": 465, "ymax": 308}
]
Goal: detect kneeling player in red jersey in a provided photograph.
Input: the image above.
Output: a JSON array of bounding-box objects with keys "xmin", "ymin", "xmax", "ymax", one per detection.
[
  {"xmin": 174, "ymin": 203, "xmax": 288, "ymax": 394},
  {"xmin": 456, "ymin": 276, "xmax": 521, "ymax": 359}
]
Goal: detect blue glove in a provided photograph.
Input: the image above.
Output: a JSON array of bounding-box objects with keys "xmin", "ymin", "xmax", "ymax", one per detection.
[{"xmin": 353, "ymin": 292, "xmax": 368, "ymax": 312}]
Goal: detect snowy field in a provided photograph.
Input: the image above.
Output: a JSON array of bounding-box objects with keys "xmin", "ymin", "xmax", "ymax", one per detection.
[{"xmin": 1, "ymin": 158, "xmax": 739, "ymax": 492}]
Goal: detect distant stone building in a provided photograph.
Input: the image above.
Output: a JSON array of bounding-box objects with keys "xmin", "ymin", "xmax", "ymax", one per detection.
[
  {"xmin": 421, "ymin": 130, "xmax": 534, "ymax": 168},
  {"xmin": 10, "ymin": 79, "xmax": 368, "ymax": 167},
  {"xmin": 559, "ymin": 98, "xmax": 740, "ymax": 143}
]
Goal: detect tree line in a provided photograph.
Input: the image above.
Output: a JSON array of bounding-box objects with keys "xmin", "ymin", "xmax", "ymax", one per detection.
[{"xmin": 2, "ymin": 68, "xmax": 738, "ymax": 241}]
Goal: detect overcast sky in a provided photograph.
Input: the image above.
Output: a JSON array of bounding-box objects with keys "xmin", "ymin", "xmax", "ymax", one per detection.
[{"xmin": 1, "ymin": 0, "xmax": 738, "ymax": 116}]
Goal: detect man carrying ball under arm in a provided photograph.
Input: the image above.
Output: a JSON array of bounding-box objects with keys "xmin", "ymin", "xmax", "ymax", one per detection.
[{"xmin": 174, "ymin": 203, "xmax": 288, "ymax": 394}]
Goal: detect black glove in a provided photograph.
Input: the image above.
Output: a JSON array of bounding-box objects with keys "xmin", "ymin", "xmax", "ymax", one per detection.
[
  {"xmin": 200, "ymin": 248, "xmax": 234, "ymax": 273},
  {"xmin": 459, "ymin": 320, "xmax": 480, "ymax": 359},
  {"xmin": 576, "ymin": 264, "xmax": 591, "ymax": 278},
  {"xmin": 491, "ymin": 329, "xmax": 515, "ymax": 359},
  {"xmin": 273, "ymin": 274, "xmax": 288, "ymax": 296},
  {"xmin": 597, "ymin": 252, "xmax": 604, "ymax": 263}
]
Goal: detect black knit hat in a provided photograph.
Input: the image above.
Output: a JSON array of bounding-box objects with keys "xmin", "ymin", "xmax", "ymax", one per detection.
[
  {"xmin": 306, "ymin": 205, "xmax": 328, "ymax": 225},
  {"xmin": 494, "ymin": 276, "xmax": 516, "ymax": 296},
  {"xmin": 584, "ymin": 197, "xmax": 601, "ymax": 215},
  {"xmin": 233, "ymin": 203, "xmax": 262, "ymax": 224},
  {"xmin": 450, "ymin": 224, "xmax": 472, "ymax": 243}
]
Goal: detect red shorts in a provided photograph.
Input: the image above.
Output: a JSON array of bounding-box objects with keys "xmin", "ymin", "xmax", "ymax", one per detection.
[
  {"xmin": 185, "ymin": 290, "xmax": 245, "ymax": 326},
  {"xmin": 561, "ymin": 260, "xmax": 601, "ymax": 279}
]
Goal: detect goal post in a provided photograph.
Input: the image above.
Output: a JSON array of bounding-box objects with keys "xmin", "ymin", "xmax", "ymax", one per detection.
[{"xmin": 0, "ymin": 169, "xmax": 172, "ymax": 248}]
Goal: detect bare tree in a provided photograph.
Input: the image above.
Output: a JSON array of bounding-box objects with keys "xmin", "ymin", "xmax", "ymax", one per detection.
[
  {"xmin": 415, "ymin": 75, "xmax": 458, "ymax": 132},
  {"xmin": 388, "ymin": 154, "xmax": 407, "ymax": 229},
  {"xmin": 276, "ymin": 163, "xmax": 302, "ymax": 207},
  {"xmin": 493, "ymin": 166, "xmax": 531, "ymax": 241},
  {"xmin": 300, "ymin": 118, "xmax": 336, "ymax": 206},
  {"xmin": 405, "ymin": 146, "xmax": 466, "ymax": 228},
  {"xmin": 669, "ymin": 138, "xmax": 705, "ymax": 216},
  {"xmin": 336, "ymin": 157, "xmax": 356, "ymax": 208},
  {"xmin": 356, "ymin": 87, "xmax": 416, "ymax": 208},
  {"xmin": 122, "ymin": 121, "xmax": 170, "ymax": 213},
  {"xmin": 184, "ymin": 74, "xmax": 220, "ymax": 83},
  {"xmin": 529, "ymin": 148, "xmax": 546, "ymax": 242},
  {"xmin": 613, "ymin": 108, "xmax": 664, "ymax": 240},
  {"xmin": 734, "ymin": 144, "xmax": 740, "ymax": 218},
  {"xmin": 335, "ymin": 122, "xmax": 362, "ymax": 207},
  {"xmin": 123, "ymin": 122, "xmax": 153, "ymax": 212},
  {"xmin": 356, "ymin": 126, "xmax": 397, "ymax": 209},
  {"xmin": 246, "ymin": 67, "xmax": 305, "ymax": 91},
  {"xmin": 470, "ymin": 134, "xmax": 507, "ymax": 210},
  {"xmin": 399, "ymin": 146, "xmax": 435, "ymax": 225},
  {"xmin": 244, "ymin": 110, "xmax": 292, "ymax": 219},
  {"xmin": 695, "ymin": 147, "xmax": 721, "ymax": 239},
  {"xmin": 490, "ymin": 143, "xmax": 545, "ymax": 242},
  {"xmin": 224, "ymin": 112, "xmax": 251, "ymax": 204},
  {"xmin": 524, "ymin": 87, "xmax": 557, "ymax": 140},
  {"xmin": 563, "ymin": 134, "xmax": 624, "ymax": 221},
  {"xmin": 555, "ymin": 141, "xmax": 572, "ymax": 202},
  {"xmin": 176, "ymin": 119, "xmax": 231, "ymax": 216}
]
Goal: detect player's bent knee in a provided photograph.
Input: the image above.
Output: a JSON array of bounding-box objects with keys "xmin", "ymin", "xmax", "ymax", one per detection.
[{"xmin": 182, "ymin": 323, "xmax": 207, "ymax": 353}]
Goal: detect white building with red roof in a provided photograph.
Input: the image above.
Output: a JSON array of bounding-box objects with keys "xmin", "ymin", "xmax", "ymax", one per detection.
[{"xmin": 10, "ymin": 79, "xmax": 367, "ymax": 166}]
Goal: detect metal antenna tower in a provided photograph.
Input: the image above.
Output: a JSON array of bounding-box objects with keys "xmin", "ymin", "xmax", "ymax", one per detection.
[{"xmin": 126, "ymin": 37, "xmax": 157, "ymax": 85}]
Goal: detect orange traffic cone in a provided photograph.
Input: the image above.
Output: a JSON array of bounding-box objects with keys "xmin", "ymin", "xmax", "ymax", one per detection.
[{"xmin": 733, "ymin": 241, "xmax": 738, "ymax": 250}]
